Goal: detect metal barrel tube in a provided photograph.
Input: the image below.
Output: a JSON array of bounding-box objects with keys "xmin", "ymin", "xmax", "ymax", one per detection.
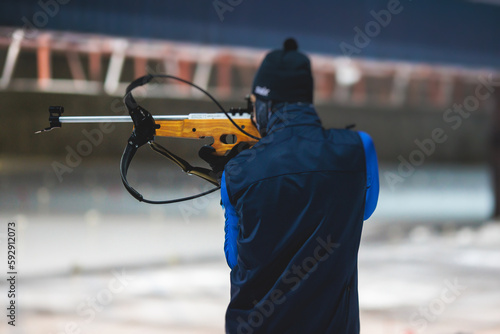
[{"xmin": 59, "ymin": 115, "xmax": 188, "ymax": 123}]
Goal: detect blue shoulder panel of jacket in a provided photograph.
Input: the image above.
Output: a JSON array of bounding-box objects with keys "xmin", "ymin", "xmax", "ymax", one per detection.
[{"xmin": 357, "ymin": 131, "xmax": 380, "ymax": 220}]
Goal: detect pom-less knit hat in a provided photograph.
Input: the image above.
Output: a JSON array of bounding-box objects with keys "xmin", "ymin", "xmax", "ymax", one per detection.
[{"xmin": 252, "ymin": 38, "xmax": 313, "ymax": 103}]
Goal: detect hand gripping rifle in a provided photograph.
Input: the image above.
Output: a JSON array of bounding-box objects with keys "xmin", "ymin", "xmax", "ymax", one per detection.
[{"xmin": 36, "ymin": 74, "xmax": 260, "ymax": 204}]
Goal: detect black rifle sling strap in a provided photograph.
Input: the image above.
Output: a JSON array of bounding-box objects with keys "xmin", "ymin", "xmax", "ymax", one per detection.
[{"xmin": 119, "ymin": 74, "xmax": 220, "ymax": 205}]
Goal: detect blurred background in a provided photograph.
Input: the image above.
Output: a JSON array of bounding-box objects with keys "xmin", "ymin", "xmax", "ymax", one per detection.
[{"xmin": 1, "ymin": 0, "xmax": 500, "ymax": 333}]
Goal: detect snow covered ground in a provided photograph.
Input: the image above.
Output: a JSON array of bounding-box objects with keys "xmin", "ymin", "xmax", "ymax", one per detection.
[{"xmin": 0, "ymin": 159, "xmax": 499, "ymax": 333}]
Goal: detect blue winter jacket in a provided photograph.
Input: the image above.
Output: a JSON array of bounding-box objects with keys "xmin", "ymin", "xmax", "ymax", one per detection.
[{"xmin": 221, "ymin": 103, "xmax": 379, "ymax": 334}]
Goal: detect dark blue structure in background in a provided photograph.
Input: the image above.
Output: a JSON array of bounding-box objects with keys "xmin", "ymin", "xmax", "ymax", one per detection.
[{"xmin": 1, "ymin": 0, "xmax": 499, "ymax": 68}]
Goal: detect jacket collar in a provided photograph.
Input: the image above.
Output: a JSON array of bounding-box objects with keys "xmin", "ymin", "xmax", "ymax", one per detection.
[{"xmin": 266, "ymin": 103, "xmax": 322, "ymax": 135}]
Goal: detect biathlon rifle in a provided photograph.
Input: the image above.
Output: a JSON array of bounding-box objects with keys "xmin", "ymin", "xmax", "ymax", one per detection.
[{"xmin": 36, "ymin": 74, "xmax": 260, "ymax": 204}]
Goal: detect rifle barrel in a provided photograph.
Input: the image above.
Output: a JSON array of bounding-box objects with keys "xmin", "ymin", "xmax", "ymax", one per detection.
[
  {"xmin": 59, "ymin": 115, "xmax": 188, "ymax": 123},
  {"xmin": 58, "ymin": 113, "xmax": 252, "ymax": 123}
]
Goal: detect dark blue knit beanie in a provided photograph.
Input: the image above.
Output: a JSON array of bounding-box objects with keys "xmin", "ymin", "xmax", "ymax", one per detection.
[{"xmin": 252, "ymin": 38, "xmax": 313, "ymax": 103}]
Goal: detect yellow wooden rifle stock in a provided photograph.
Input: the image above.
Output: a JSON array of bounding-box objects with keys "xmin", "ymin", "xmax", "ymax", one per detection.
[{"xmin": 155, "ymin": 116, "xmax": 260, "ymax": 156}]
